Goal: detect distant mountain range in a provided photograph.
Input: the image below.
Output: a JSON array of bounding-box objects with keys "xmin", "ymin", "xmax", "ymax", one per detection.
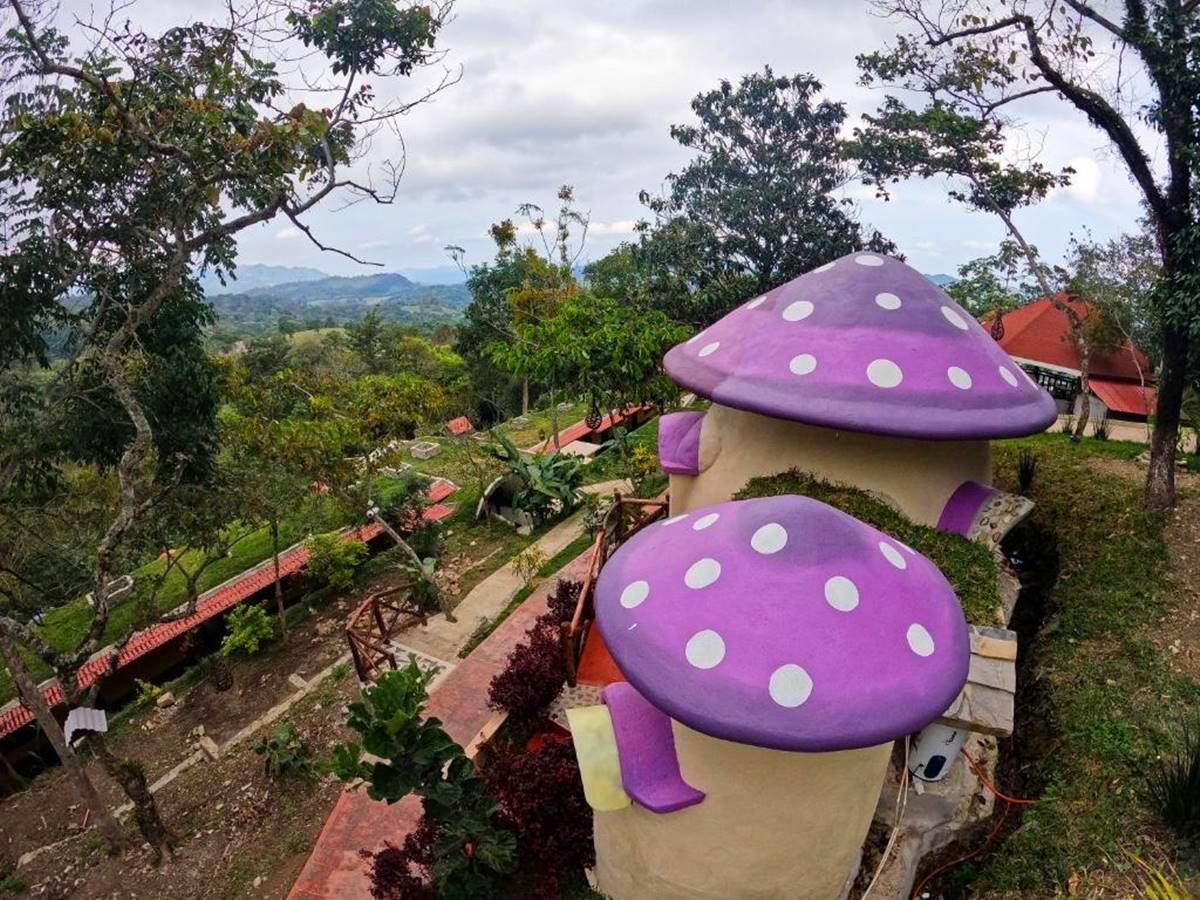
[
  {"xmin": 207, "ymin": 266, "xmax": 470, "ymax": 330},
  {"xmin": 200, "ymin": 265, "xmax": 329, "ymax": 295},
  {"xmin": 926, "ymin": 273, "xmax": 957, "ymax": 287}
]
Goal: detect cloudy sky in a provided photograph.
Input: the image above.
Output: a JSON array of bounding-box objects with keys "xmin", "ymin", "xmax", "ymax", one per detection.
[{"xmin": 63, "ymin": 0, "xmax": 1150, "ymax": 281}]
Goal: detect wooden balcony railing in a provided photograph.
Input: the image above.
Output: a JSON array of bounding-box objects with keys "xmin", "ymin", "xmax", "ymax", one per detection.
[
  {"xmin": 562, "ymin": 491, "xmax": 668, "ymax": 686},
  {"xmin": 345, "ymin": 581, "xmax": 430, "ymax": 682}
]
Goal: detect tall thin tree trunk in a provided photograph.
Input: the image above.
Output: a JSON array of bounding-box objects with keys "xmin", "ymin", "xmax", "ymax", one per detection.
[
  {"xmin": 88, "ymin": 733, "xmax": 174, "ymax": 863},
  {"xmin": 550, "ymin": 390, "xmax": 561, "ymax": 451},
  {"xmin": 1073, "ymin": 344, "xmax": 1092, "ymax": 439},
  {"xmin": 0, "ymin": 634, "xmax": 126, "ymax": 851},
  {"xmin": 270, "ymin": 518, "xmax": 287, "ymax": 637},
  {"xmin": 521, "ymin": 379, "xmax": 529, "ymax": 416},
  {"xmin": 1146, "ymin": 327, "xmax": 1188, "ymax": 509}
]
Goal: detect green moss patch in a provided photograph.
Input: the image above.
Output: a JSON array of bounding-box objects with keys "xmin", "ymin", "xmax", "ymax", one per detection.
[{"xmin": 733, "ymin": 469, "xmax": 1001, "ymax": 624}]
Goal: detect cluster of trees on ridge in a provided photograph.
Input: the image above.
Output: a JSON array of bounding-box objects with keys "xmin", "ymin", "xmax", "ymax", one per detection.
[{"xmin": 2, "ymin": 0, "xmax": 1200, "ymax": 870}]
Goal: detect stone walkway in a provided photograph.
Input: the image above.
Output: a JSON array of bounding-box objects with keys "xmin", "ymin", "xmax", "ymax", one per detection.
[
  {"xmin": 400, "ymin": 479, "xmax": 629, "ymax": 661},
  {"xmin": 289, "ymin": 550, "xmax": 595, "ymax": 900}
]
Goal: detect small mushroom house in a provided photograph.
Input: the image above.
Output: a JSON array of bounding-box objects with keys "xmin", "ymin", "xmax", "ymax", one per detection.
[
  {"xmin": 570, "ymin": 495, "xmax": 970, "ymax": 899},
  {"xmin": 657, "ymin": 252, "xmax": 1057, "ymax": 528}
]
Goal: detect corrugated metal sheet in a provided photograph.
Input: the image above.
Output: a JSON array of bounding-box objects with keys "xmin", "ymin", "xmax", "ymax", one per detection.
[{"xmin": 1090, "ymin": 377, "xmax": 1157, "ymax": 417}]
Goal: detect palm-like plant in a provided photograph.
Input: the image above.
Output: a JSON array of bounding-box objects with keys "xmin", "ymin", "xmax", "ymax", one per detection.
[{"xmin": 488, "ymin": 432, "xmax": 584, "ymax": 522}]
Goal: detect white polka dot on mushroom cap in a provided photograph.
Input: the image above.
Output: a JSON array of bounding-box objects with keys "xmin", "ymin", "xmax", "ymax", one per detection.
[
  {"xmin": 692, "ymin": 512, "xmax": 720, "ymax": 531},
  {"xmin": 824, "ymin": 575, "xmax": 860, "ymax": 612},
  {"xmin": 875, "ymin": 292, "xmax": 902, "ymax": 310},
  {"xmin": 750, "ymin": 522, "xmax": 788, "ymax": 555},
  {"xmin": 940, "ymin": 306, "xmax": 970, "ymax": 330},
  {"xmin": 782, "ymin": 300, "xmax": 814, "ymax": 322},
  {"xmin": 999, "ymin": 366, "xmax": 1019, "ymax": 387},
  {"xmin": 879, "ymin": 541, "xmax": 907, "ymax": 570},
  {"xmin": 854, "ymin": 254, "xmax": 884, "ymax": 267},
  {"xmin": 947, "ymin": 366, "xmax": 973, "ymax": 390},
  {"xmin": 745, "ymin": 296, "xmax": 766, "ymax": 309},
  {"xmin": 867, "ymin": 358, "xmax": 903, "ymax": 388},
  {"xmin": 789, "ymin": 354, "xmax": 817, "ymax": 376},
  {"xmin": 769, "ymin": 664, "xmax": 813, "ymax": 708},
  {"xmin": 686, "ymin": 331, "xmax": 705, "ymax": 345},
  {"xmin": 685, "ymin": 629, "xmax": 726, "ymax": 669},
  {"xmin": 661, "ymin": 514, "xmax": 688, "ymax": 526},
  {"xmin": 813, "ymin": 261, "xmax": 835, "ymax": 273},
  {"xmin": 684, "ymin": 557, "xmax": 721, "ymax": 589},
  {"xmin": 907, "ymin": 623, "xmax": 935, "ymax": 657},
  {"xmin": 698, "ymin": 341, "xmax": 720, "ymax": 357},
  {"xmin": 620, "ymin": 580, "xmax": 649, "ymax": 609}
]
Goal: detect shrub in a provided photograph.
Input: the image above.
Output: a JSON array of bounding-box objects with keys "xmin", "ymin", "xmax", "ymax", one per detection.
[
  {"xmin": 543, "ymin": 579, "xmax": 582, "ymax": 626},
  {"xmin": 488, "ymin": 619, "xmax": 566, "ymax": 721},
  {"xmin": 360, "ymin": 818, "xmax": 439, "ymax": 900},
  {"xmin": 1016, "ymin": 448, "xmax": 1039, "ymax": 496},
  {"xmin": 331, "ymin": 661, "xmax": 350, "ymax": 681},
  {"xmin": 488, "ymin": 432, "xmax": 583, "ymax": 521},
  {"xmin": 512, "ymin": 545, "xmax": 548, "ymax": 586},
  {"xmin": 329, "ymin": 662, "xmax": 516, "ymax": 899},
  {"xmin": 1060, "ymin": 414, "xmax": 1075, "ymax": 434},
  {"xmin": 1092, "ymin": 416, "xmax": 1111, "ymax": 440},
  {"xmin": 306, "ymin": 532, "xmax": 369, "ymax": 592},
  {"xmin": 1146, "ymin": 717, "xmax": 1200, "ymax": 842},
  {"xmin": 134, "ymin": 678, "xmax": 163, "ymax": 708},
  {"xmin": 486, "ymin": 739, "xmax": 594, "ymax": 898},
  {"xmin": 220, "ymin": 604, "xmax": 276, "ymax": 657},
  {"xmin": 255, "ymin": 722, "xmax": 314, "ymax": 779},
  {"xmin": 629, "ymin": 443, "xmax": 661, "ymax": 495}
]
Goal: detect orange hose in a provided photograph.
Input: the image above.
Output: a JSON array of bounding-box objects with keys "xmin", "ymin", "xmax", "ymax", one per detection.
[
  {"xmin": 960, "ymin": 750, "xmax": 1038, "ymax": 806},
  {"xmin": 908, "ymin": 748, "xmax": 1039, "ymax": 898}
]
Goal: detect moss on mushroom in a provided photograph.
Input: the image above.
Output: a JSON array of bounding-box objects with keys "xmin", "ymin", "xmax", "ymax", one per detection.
[{"xmin": 734, "ymin": 470, "xmax": 1001, "ymax": 624}]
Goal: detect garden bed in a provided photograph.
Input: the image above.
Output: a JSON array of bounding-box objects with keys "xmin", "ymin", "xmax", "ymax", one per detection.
[{"xmin": 1, "ymin": 595, "xmax": 363, "ymax": 898}]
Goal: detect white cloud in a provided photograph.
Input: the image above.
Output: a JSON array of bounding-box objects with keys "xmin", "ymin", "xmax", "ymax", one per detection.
[
  {"xmin": 1063, "ymin": 156, "xmax": 1102, "ymax": 204},
  {"xmin": 86, "ymin": 0, "xmax": 1150, "ymax": 278}
]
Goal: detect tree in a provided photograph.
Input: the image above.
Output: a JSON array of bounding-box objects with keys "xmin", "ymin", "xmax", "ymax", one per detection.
[
  {"xmin": 946, "ymin": 243, "xmax": 1035, "ymax": 321},
  {"xmin": 859, "ymin": 1, "xmax": 1200, "ymax": 508},
  {"xmin": 489, "ymin": 291, "xmax": 686, "ymax": 464},
  {"xmin": 632, "ymin": 67, "xmax": 895, "ymax": 325},
  {"xmin": 0, "ymin": 0, "xmax": 454, "ymax": 856},
  {"xmin": 347, "ymin": 310, "xmax": 389, "ymax": 375},
  {"xmin": 451, "ymin": 187, "xmax": 587, "ymax": 427}
]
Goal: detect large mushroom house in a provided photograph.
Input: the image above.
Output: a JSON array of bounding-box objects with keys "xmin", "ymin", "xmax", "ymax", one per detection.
[
  {"xmin": 562, "ymin": 253, "xmax": 1059, "ymax": 897},
  {"xmin": 569, "ymin": 495, "xmax": 970, "ymax": 900},
  {"xmin": 657, "ymin": 252, "xmax": 1057, "ymax": 527}
]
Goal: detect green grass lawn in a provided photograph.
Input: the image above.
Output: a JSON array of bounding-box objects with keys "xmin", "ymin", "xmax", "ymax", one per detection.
[{"xmin": 958, "ymin": 432, "xmax": 1200, "ymax": 892}]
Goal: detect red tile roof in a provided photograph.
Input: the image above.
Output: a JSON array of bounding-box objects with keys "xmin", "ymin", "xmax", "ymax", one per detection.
[
  {"xmin": 982, "ymin": 296, "xmax": 1152, "ymax": 382},
  {"xmin": 1090, "ymin": 377, "xmax": 1157, "ymax": 417},
  {"xmin": 0, "ymin": 483, "xmax": 458, "ymax": 741},
  {"xmin": 445, "ymin": 416, "xmax": 473, "ymax": 436},
  {"xmin": 532, "ymin": 404, "xmax": 651, "ymax": 453}
]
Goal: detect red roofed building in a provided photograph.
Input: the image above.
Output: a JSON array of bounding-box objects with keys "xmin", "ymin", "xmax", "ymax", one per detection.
[{"xmin": 983, "ymin": 295, "xmax": 1156, "ymax": 421}]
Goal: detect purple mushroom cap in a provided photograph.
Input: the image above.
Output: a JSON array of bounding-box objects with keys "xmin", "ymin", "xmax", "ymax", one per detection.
[
  {"xmin": 663, "ymin": 253, "xmax": 1057, "ymax": 440},
  {"xmin": 595, "ymin": 495, "xmax": 970, "ymax": 752}
]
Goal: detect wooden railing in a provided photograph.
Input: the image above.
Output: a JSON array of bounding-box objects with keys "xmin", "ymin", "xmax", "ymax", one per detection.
[
  {"xmin": 345, "ymin": 581, "xmax": 430, "ymax": 682},
  {"xmin": 562, "ymin": 491, "xmax": 668, "ymax": 685}
]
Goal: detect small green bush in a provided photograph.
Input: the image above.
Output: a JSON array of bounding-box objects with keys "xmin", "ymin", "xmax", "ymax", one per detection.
[
  {"xmin": 0, "ymin": 873, "xmax": 27, "ymax": 896},
  {"xmin": 1091, "ymin": 417, "xmax": 1111, "ymax": 440},
  {"xmin": 1146, "ymin": 717, "xmax": 1200, "ymax": 843},
  {"xmin": 254, "ymin": 722, "xmax": 314, "ymax": 779},
  {"xmin": 306, "ymin": 533, "xmax": 369, "ymax": 592},
  {"xmin": 134, "ymin": 678, "xmax": 163, "ymax": 708},
  {"xmin": 1016, "ymin": 448, "xmax": 1039, "ymax": 496},
  {"xmin": 220, "ymin": 604, "xmax": 276, "ymax": 657}
]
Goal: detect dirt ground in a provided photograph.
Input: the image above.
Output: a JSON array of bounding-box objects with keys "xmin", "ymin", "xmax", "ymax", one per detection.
[{"xmin": 0, "ymin": 596, "xmax": 363, "ymax": 899}]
